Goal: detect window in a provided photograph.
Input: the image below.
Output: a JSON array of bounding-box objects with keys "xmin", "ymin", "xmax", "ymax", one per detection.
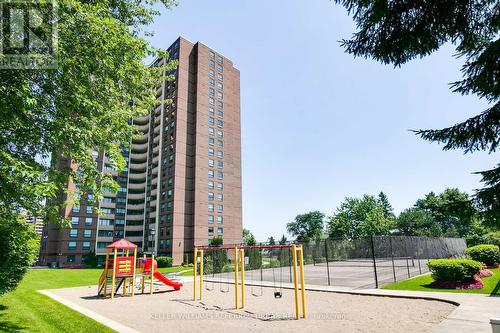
[
  {"xmin": 208, "ymin": 204, "xmax": 214, "ymax": 212},
  {"xmin": 217, "ymin": 92, "xmax": 223, "ymax": 100},
  {"xmin": 217, "ymin": 120, "xmax": 223, "ymax": 127},
  {"xmin": 209, "ymin": 127, "xmax": 214, "ymax": 135},
  {"xmin": 218, "ymin": 227, "xmax": 223, "ymax": 236},
  {"xmin": 116, "ymin": 197, "xmax": 126, "ymax": 203},
  {"xmin": 208, "ymin": 159, "xmax": 214, "ymax": 167},
  {"xmin": 86, "ymin": 206, "xmax": 93, "ymax": 214},
  {"xmin": 208, "ymin": 148, "xmax": 214, "ymax": 156},
  {"xmin": 217, "ymin": 101, "xmax": 223, "ymax": 109},
  {"xmin": 217, "ymin": 171, "xmax": 223, "ymax": 180},
  {"xmin": 209, "ymin": 60, "xmax": 215, "ymax": 68},
  {"xmin": 208, "ymin": 181, "xmax": 214, "ymax": 189},
  {"xmin": 71, "ymin": 217, "xmax": 79, "ymax": 225},
  {"xmin": 72, "ymin": 205, "xmax": 80, "ymax": 213},
  {"xmin": 67, "ymin": 255, "xmax": 75, "ymax": 263},
  {"xmin": 99, "ymin": 219, "xmax": 113, "ymax": 226},
  {"xmin": 217, "ymin": 140, "xmax": 223, "ymax": 148},
  {"xmin": 118, "ymin": 187, "xmax": 127, "ymax": 193},
  {"xmin": 217, "ymin": 216, "xmax": 223, "ymax": 224},
  {"xmin": 217, "ymin": 130, "xmax": 223, "ymax": 138},
  {"xmin": 217, "ymin": 111, "xmax": 224, "ymax": 118},
  {"xmin": 209, "ymin": 51, "xmax": 215, "ymax": 59},
  {"xmin": 209, "ymin": 87, "xmax": 215, "ymax": 96},
  {"xmin": 85, "ymin": 217, "xmax": 92, "ymax": 225},
  {"xmin": 70, "ymin": 229, "xmax": 78, "ymax": 238},
  {"xmin": 92, "ymin": 150, "xmax": 99, "ymax": 158},
  {"xmin": 209, "ymin": 78, "xmax": 215, "ymax": 86},
  {"xmin": 208, "ymin": 227, "xmax": 214, "ymax": 236},
  {"xmin": 217, "ymin": 64, "xmax": 223, "ymax": 72},
  {"xmin": 217, "ymin": 161, "xmax": 223, "ymax": 169},
  {"xmin": 209, "ymin": 117, "xmax": 214, "ymax": 125},
  {"xmin": 209, "ymin": 107, "xmax": 214, "ymax": 115},
  {"xmin": 115, "ymin": 219, "xmax": 125, "ymax": 225},
  {"xmin": 82, "ymin": 241, "xmax": 91, "ymax": 250},
  {"xmin": 209, "ymin": 98, "xmax": 214, "ymax": 105},
  {"xmin": 84, "ymin": 229, "xmax": 92, "ymax": 238},
  {"xmin": 116, "ymin": 208, "xmax": 126, "ymax": 214},
  {"xmin": 217, "ymin": 204, "xmax": 223, "ymax": 213},
  {"xmin": 217, "ymin": 55, "xmax": 223, "ymax": 64},
  {"xmin": 102, "ymin": 207, "xmax": 113, "ymax": 214},
  {"xmin": 218, "ymin": 73, "xmax": 223, "ymax": 81},
  {"xmin": 217, "ymin": 82, "xmax": 223, "ymax": 90},
  {"xmin": 217, "ymin": 150, "xmax": 223, "ymax": 158},
  {"xmin": 209, "ymin": 137, "xmax": 215, "ymax": 145},
  {"xmin": 208, "ymin": 170, "xmax": 214, "ymax": 178},
  {"xmin": 217, "ymin": 183, "xmax": 223, "ymax": 191},
  {"xmin": 102, "ymin": 197, "xmax": 113, "ymax": 203},
  {"xmin": 167, "ymin": 189, "xmax": 173, "ymax": 198},
  {"xmin": 208, "ymin": 192, "xmax": 214, "ymax": 201},
  {"xmin": 209, "ymin": 69, "xmax": 215, "ymax": 77},
  {"xmin": 217, "ymin": 193, "xmax": 223, "ymax": 202},
  {"xmin": 68, "ymin": 241, "xmax": 77, "ymax": 250}
]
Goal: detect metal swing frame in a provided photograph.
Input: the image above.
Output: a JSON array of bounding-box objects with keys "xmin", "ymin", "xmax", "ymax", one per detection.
[{"xmin": 193, "ymin": 244, "xmax": 307, "ymax": 320}]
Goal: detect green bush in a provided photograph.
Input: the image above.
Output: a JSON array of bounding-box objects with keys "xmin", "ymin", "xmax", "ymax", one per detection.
[
  {"xmin": 315, "ymin": 256, "xmax": 326, "ymax": 263},
  {"xmin": 465, "ymin": 244, "xmax": 500, "ymax": 266},
  {"xmin": 428, "ymin": 259, "xmax": 482, "ymax": 282},
  {"xmin": 156, "ymin": 256, "xmax": 173, "ymax": 268},
  {"xmin": 0, "ymin": 214, "xmax": 40, "ymax": 295},
  {"xmin": 305, "ymin": 254, "xmax": 314, "ymax": 265},
  {"xmin": 268, "ymin": 258, "xmax": 281, "ymax": 268}
]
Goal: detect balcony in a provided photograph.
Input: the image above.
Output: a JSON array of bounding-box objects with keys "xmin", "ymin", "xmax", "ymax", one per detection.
[
  {"xmin": 136, "ymin": 123, "xmax": 149, "ymax": 132},
  {"xmin": 127, "ymin": 203, "xmax": 145, "ymax": 210},
  {"xmin": 132, "ymin": 133, "xmax": 148, "ymax": 144},
  {"xmin": 127, "ymin": 192, "xmax": 145, "ymax": 200},
  {"xmin": 125, "ymin": 225, "xmax": 144, "ymax": 232},
  {"xmin": 127, "ymin": 214, "xmax": 144, "ymax": 221},
  {"xmin": 129, "ymin": 162, "xmax": 147, "ymax": 171},
  {"xmin": 128, "ymin": 183, "xmax": 145, "ymax": 191},
  {"xmin": 130, "ymin": 141, "xmax": 148, "ymax": 152},
  {"xmin": 134, "ymin": 114, "xmax": 150, "ymax": 125},
  {"xmin": 128, "ymin": 171, "xmax": 147, "ymax": 181}
]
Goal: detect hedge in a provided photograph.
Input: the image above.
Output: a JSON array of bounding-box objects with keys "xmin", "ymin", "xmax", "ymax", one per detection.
[
  {"xmin": 156, "ymin": 256, "xmax": 173, "ymax": 268},
  {"xmin": 465, "ymin": 244, "xmax": 500, "ymax": 266},
  {"xmin": 428, "ymin": 259, "xmax": 482, "ymax": 282}
]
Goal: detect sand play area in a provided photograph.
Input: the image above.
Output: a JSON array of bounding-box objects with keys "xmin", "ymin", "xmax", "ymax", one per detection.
[{"xmin": 44, "ymin": 281, "xmax": 456, "ymax": 333}]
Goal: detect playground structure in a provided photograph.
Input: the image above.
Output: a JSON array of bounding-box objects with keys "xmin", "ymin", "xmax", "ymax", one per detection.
[
  {"xmin": 97, "ymin": 239, "xmax": 182, "ymax": 299},
  {"xmin": 193, "ymin": 244, "xmax": 306, "ymax": 320}
]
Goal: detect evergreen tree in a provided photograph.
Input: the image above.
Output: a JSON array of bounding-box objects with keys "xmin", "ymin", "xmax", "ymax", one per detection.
[
  {"xmin": 377, "ymin": 192, "xmax": 395, "ymax": 219},
  {"xmin": 332, "ymin": 0, "xmax": 499, "ymax": 226},
  {"xmin": 268, "ymin": 236, "xmax": 276, "ymax": 245},
  {"xmin": 279, "ymin": 234, "xmax": 288, "ymax": 245}
]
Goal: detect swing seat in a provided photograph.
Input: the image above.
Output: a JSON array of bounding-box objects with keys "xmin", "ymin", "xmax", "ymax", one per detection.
[{"xmin": 274, "ymin": 291, "xmax": 282, "ymax": 298}]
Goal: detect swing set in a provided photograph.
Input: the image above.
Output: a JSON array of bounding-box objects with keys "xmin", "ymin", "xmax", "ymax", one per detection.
[{"xmin": 193, "ymin": 244, "xmax": 306, "ymax": 320}]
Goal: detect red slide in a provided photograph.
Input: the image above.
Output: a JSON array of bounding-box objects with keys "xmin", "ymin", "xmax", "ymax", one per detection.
[{"xmin": 153, "ymin": 271, "xmax": 183, "ymax": 290}]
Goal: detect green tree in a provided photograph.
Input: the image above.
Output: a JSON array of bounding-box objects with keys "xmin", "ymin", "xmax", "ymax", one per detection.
[
  {"xmin": 268, "ymin": 236, "xmax": 276, "ymax": 245},
  {"xmin": 396, "ymin": 208, "xmax": 442, "ymax": 236},
  {"xmin": 333, "ymin": 0, "xmax": 499, "ymax": 226},
  {"xmin": 415, "ymin": 188, "xmax": 478, "ymax": 237},
  {"xmin": 279, "ymin": 234, "xmax": 288, "ymax": 245},
  {"xmin": 242, "ymin": 228, "xmax": 256, "ymax": 246},
  {"xmin": 209, "ymin": 237, "xmax": 223, "ymax": 247},
  {"xmin": 83, "ymin": 250, "xmax": 98, "ymax": 268},
  {"xmin": 328, "ymin": 195, "xmax": 395, "ymax": 239},
  {"xmin": 287, "ymin": 211, "xmax": 325, "ymax": 243},
  {"xmin": 0, "ymin": 215, "xmax": 40, "ymax": 295},
  {"xmin": 0, "ymin": 0, "xmax": 177, "ymax": 292},
  {"xmin": 377, "ymin": 192, "xmax": 395, "ymax": 219}
]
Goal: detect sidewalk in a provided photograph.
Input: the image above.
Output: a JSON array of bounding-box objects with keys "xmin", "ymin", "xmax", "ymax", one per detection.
[{"xmin": 207, "ymin": 277, "xmax": 500, "ymax": 333}]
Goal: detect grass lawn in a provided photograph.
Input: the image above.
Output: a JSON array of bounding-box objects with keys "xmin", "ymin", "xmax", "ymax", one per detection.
[
  {"xmin": 0, "ymin": 266, "xmax": 192, "ymax": 333},
  {"xmin": 382, "ymin": 268, "xmax": 500, "ymax": 295}
]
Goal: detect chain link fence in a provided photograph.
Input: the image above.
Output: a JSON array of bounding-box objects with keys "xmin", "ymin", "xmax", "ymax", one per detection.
[{"xmin": 199, "ymin": 236, "xmax": 466, "ymax": 290}]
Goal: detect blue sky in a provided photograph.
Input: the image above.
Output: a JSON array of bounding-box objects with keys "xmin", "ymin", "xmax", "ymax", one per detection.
[{"xmin": 149, "ymin": 0, "xmax": 497, "ymax": 241}]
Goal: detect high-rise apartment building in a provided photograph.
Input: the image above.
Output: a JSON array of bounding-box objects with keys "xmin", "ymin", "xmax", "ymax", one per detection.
[{"xmin": 39, "ymin": 37, "xmax": 242, "ymax": 266}]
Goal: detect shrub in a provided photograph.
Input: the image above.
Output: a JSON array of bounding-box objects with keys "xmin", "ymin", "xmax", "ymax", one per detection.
[
  {"xmin": 315, "ymin": 256, "xmax": 326, "ymax": 263},
  {"xmin": 268, "ymin": 258, "xmax": 281, "ymax": 268},
  {"xmin": 428, "ymin": 259, "xmax": 482, "ymax": 282},
  {"xmin": 0, "ymin": 215, "xmax": 40, "ymax": 295},
  {"xmin": 83, "ymin": 250, "xmax": 97, "ymax": 267},
  {"xmin": 156, "ymin": 256, "xmax": 173, "ymax": 268},
  {"xmin": 465, "ymin": 244, "xmax": 500, "ymax": 266}
]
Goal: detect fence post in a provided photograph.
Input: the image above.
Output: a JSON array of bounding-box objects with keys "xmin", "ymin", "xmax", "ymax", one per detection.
[
  {"xmin": 289, "ymin": 248, "xmax": 293, "ymax": 283},
  {"xmin": 324, "ymin": 240, "xmax": 331, "ymax": 286},
  {"xmin": 389, "ymin": 236, "xmax": 396, "ymax": 283},
  {"xmin": 404, "ymin": 241, "xmax": 411, "ymax": 278},
  {"xmin": 370, "ymin": 235, "xmax": 379, "ymax": 288}
]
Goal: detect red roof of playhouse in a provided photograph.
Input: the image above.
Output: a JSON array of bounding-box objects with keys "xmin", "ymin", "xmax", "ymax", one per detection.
[{"xmin": 106, "ymin": 238, "xmax": 138, "ymax": 249}]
